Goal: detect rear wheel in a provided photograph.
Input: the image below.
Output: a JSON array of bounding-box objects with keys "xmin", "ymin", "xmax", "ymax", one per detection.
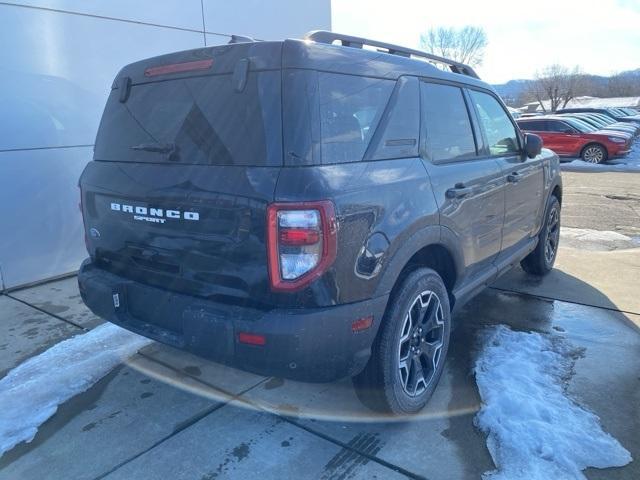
[
  {"xmin": 352, "ymin": 268, "xmax": 451, "ymax": 414},
  {"xmin": 581, "ymin": 143, "xmax": 607, "ymax": 164},
  {"xmin": 521, "ymin": 195, "xmax": 561, "ymax": 275}
]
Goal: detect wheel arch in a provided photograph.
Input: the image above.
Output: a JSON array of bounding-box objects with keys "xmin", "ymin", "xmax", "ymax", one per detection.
[
  {"xmin": 580, "ymin": 141, "xmax": 608, "ymax": 160},
  {"xmin": 551, "ymin": 183, "xmax": 562, "ymax": 205},
  {"xmin": 374, "ymin": 225, "xmax": 463, "ymax": 310}
]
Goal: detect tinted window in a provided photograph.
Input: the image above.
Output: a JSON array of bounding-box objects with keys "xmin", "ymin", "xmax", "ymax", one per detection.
[
  {"xmin": 318, "ymin": 73, "xmax": 394, "ymax": 164},
  {"xmin": 469, "ymin": 90, "xmax": 519, "ymax": 155},
  {"xmin": 546, "ymin": 120, "xmax": 574, "ymax": 133},
  {"xmin": 95, "ymin": 71, "xmax": 282, "ymax": 166},
  {"xmin": 561, "ymin": 117, "xmax": 595, "ymax": 133},
  {"xmin": 421, "ymin": 82, "xmax": 476, "ymax": 162},
  {"xmin": 518, "ymin": 120, "xmax": 546, "ymax": 131},
  {"xmin": 364, "ymin": 76, "xmax": 420, "ymax": 161}
]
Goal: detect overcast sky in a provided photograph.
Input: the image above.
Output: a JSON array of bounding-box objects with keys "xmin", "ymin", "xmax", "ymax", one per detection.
[{"xmin": 331, "ymin": 0, "xmax": 640, "ymax": 84}]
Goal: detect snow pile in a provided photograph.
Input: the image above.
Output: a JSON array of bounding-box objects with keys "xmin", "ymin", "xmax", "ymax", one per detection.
[
  {"xmin": 560, "ymin": 227, "xmax": 640, "ymax": 251},
  {"xmin": 474, "ymin": 325, "xmax": 632, "ymax": 480},
  {"xmin": 0, "ymin": 324, "xmax": 151, "ymax": 455}
]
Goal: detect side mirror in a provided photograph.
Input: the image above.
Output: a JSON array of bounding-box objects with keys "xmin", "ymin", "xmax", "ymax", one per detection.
[{"xmin": 524, "ymin": 133, "xmax": 542, "ymax": 158}]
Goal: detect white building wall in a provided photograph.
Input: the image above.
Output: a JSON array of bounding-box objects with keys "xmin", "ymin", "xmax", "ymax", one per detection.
[{"xmin": 0, "ymin": 0, "xmax": 331, "ymax": 289}]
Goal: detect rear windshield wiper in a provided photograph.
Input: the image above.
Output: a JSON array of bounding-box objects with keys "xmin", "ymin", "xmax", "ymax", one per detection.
[{"xmin": 130, "ymin": 142, "xmax": 177, "ymax": 154}]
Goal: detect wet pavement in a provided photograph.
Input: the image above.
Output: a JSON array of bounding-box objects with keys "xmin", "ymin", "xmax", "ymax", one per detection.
[{"xmin": 0, "ymin": 245, "xmax": 638, "ymax": 480}]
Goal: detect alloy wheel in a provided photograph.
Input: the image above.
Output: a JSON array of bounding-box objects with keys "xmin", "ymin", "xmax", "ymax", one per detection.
[
  {"xmin": 583, "ymin": 146, "xmax": 604, "ymax": 163},
  {"xmin": 544, "ymin": 205, "xmax": 560, "ymax": 264},
  {"xmin": 397, "ymin": 290, "xmax": 445, "ymax": 397}
]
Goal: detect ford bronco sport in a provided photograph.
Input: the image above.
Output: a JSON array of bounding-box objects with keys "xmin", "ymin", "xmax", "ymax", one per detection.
[{"xmin": 78, "ymin": 31, "xmax": 561, "ymax": 414}]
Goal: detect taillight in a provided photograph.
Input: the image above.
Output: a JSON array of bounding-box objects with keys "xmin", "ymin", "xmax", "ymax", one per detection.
[
  {"xmin": 266, "ymin": 201, "xmax": 337, "ymax": 292},
  {"xmin": 79, "ymin": 185, "xmax": 89, "ymax": 252}
]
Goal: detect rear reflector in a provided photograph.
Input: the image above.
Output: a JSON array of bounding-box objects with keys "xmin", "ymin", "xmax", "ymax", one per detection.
[
  {"xmin": 238, "ymin": 332, "xmax": 266, "ymax": 346},
  {"xmin": 144, "ymin": 59, "xmax": 213, "ymax": 77},
  {"xmin": 351, "ymin": 316, "xmax": 373, "ymax": 332}
]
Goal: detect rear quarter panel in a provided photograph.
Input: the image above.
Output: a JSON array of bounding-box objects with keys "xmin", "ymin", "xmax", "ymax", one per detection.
[{"xmin": 274, "ymin": 158, "xmax": 439, "ymax": 305}]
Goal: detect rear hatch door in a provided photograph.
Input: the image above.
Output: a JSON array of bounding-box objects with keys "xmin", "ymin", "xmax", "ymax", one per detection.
[{"xmin": 81, "ymin": 42, "xmax": 283, "ymax": 307}]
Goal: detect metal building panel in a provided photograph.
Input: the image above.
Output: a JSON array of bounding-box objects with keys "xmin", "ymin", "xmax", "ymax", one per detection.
[
  {"xmin": 0, "ymin": 5, "xmax": 205, "ymax": 151},
  {"xmin": 1, "ymin": 1, "xmax": 203, "ymax": 31},
  {"xmin": 0, "ymin": 147, "xmax": 91, "ymax": 288}
]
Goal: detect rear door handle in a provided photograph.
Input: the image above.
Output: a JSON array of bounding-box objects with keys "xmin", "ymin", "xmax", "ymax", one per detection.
[
  {"xmin": 446, "ymin": 183, "xmax": 474, "ymax": 199},
  {"xmin": 507, "ymin": 172, "xmax": 521, "ymax": 183}
]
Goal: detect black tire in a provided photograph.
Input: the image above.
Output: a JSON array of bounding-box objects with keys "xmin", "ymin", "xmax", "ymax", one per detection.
[
  {"xmin": 521, "ymin": 195, "xmax": 561, "ymax": 275},
  {"xmin": 580, "ymin": 143, "xmax": 607, "ymax": 164},
  {"xmin": 352, "ymin": 268, "xmax": 451, "ymax": 415}
]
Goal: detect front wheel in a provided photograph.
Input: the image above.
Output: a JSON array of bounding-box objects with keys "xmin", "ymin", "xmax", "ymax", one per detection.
[
  {"xmin": 521, "ymin": 195, "xmax": 561, "ymax": 275},
  {"xmin": 352, "ymin": 268, "xmax": 451, "ymax": 415},
  {"xmin": 581, "ymin": 143, "xmax": 607, "ymax": 164}
]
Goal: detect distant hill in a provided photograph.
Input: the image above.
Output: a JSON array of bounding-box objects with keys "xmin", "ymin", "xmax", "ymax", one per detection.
[
  {"xmin": 492, "ymin": 79, "xmax": 532, "ymax": 104},
  {"xmin": 493, "ymin": 68, "xmax": 640, "ymax": 106}
]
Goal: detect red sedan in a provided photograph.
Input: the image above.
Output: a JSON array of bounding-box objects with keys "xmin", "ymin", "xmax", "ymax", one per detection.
[{"xmin": 516, "ymin": 116, "xmax": 631, "ymax": 163}]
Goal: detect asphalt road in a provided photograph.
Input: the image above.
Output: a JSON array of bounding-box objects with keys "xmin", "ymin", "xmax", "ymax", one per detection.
[{"xmin": 561, "ymin": 171, "xmax": 640, "ymax": 236}]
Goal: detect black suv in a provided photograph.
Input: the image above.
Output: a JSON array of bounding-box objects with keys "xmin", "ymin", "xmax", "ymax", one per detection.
[{"xmin": 78, "ymin": 31, "xmax": 561, "ymax": 414}]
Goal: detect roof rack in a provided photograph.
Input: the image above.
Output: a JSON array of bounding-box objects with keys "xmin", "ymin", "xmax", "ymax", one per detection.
[
  {"xmin": 228, "ymin": 34, "xmax": 256, "ymax": 44},
  {"xmin": 304, "ymin": 30, "xmax": 479, "ymax": 79}
]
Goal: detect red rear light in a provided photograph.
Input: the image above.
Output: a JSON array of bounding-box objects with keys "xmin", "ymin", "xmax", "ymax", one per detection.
[
  {"xmin": 266, "ymin": 201, "xmax": 337, "ymax": 292},
  {"xmin": 279, "ymin": 228, "xmax": 320, "ymax": 246},
  {"xmin": 144, "ymin": 59, "xmax": 213, "ymax": 77},
  {"xmin": 351, "ymin": 316, "xmax": 373, "ymax": 332},
  {"xmin": 238, "ymin": 332, "xmax": 266, "ymax": 346}
]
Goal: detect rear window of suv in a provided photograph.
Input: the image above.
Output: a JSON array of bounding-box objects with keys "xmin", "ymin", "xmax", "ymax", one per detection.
[
  {"xmin": 283, "ymin": 71, "xmax": 395, "ymax": 165},
  {"xmin": 94, "ymin": 71, "xmax": 282, "ymax": 166},
  {"xmin": 318, "ymin": 73, "xmax": 394, "ymax": 164}
]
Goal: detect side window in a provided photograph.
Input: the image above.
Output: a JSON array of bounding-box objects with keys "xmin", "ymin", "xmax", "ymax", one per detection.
[
  {"xmin": 420, "ymin": 82, "xmax": 477, "ymax": 162},
  {"xmin": 518, "ymin": 120, "xmax": 545, "ymax": 131},
  {"xmin": 547, "ymin": 121, "xmax": 573, "ymax": 133},
  {"xmin": 318, "ymin": 73, "xmax": 394, "ymax": 164},
  {"xmin": 469, "ymin": 90, "xmax": 520, "ymax": 156}
]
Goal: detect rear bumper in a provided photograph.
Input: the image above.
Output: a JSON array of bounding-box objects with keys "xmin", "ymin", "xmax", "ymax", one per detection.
[{"xmin": 78, "ymin": 259, "xmax": 388, "ymax": 382}]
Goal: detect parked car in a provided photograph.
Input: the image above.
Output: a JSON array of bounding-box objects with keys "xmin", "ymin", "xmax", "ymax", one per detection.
[
  {"xmin": 618, "ymin": 107, "xmax": 639, "ymax": 116},
  {"xmin": 577, "ymin": 112, "xmax": 640, "ymax": 136},
  {"xmin": 556, "ymin": 107, "xmax": 640, "ymax": 125},
  {"xmin": 556, "ymin": 113, "xmax": 636, "ymax": 139},
  {"xmin": 78, "ymin": 31, "xmax": 561, "ymax": 414},
  {"xmin": 517, "ymin": 116, "xmax": 631, "ymax": 163},
  {"xmin": 520, "ymin": 112, "xmax": 544, "ymax": 118}
]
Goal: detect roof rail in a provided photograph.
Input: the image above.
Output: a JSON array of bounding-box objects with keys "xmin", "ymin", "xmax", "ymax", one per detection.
[{"xmin": 304, "ymin": 30, "xmax": 479, "ymax": 79}]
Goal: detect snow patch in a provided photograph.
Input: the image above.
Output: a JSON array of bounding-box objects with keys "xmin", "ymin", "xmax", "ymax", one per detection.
[
  {"xmin": 474, "ymin": 325, "xmax": 632, "ymax": 480},
  {"xmin": 0, "ymin": 324, "xmax": 151, "ymax": 455},
  {"xmin": 560, "ymin": 227, "xmax": 640, "ymax": 251}
]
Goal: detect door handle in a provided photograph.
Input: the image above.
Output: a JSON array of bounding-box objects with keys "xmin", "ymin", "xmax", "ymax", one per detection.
[
  {"xmin": 507, "ymin": 172, "xmax": 520, "ymax": 183},
  {"xmin": 446, "ymin": 183, "xmax": 474, "ymax": 199}
]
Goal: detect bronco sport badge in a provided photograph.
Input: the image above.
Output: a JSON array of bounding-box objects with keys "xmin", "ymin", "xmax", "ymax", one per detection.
[{"xmin": 110, "ymin": 202, "xmax": 199, "ymax": 224}]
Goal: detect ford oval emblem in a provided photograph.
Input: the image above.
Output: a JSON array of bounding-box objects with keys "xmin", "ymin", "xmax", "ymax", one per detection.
[{"xmin": 89, "ymin": 228, "xmax": 101, "ymax": 239}]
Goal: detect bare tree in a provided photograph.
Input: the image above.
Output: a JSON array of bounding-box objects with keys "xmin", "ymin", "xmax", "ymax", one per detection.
[
  {"xmin": 420, "ymin": 26, "xmax": 487, "ymax": 67},
  {"xmin": 526, "ymin": 65, "xmax": 585, "ymax": 113}
]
